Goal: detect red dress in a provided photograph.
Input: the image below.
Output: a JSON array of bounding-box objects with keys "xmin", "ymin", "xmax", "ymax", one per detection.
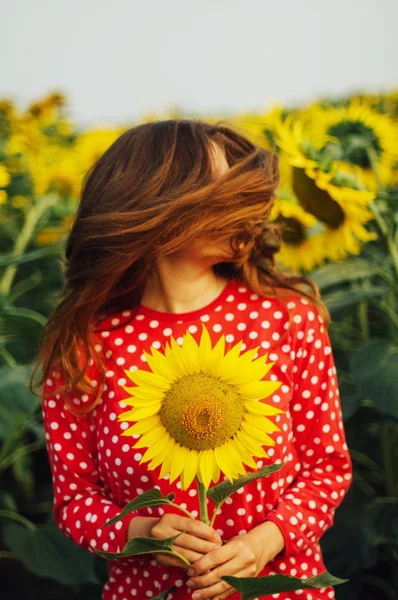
[{"xmin": 42, "ymin": 278, "xmax": 353, "ymax": 600}]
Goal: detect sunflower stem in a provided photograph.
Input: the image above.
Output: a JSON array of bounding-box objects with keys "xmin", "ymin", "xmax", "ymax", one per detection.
[
  {"xmin": 366, "ymin": 145, "xmax": 398, "ymax": 280},
  {"xmin": 209, "ymin": 504, "xmax": 220, "ymax": 528},
  {"xmin": 366, "ymin": 144, "xmax": 385, "ymax": 192},
  {"xmin": 196, "ymin": 477, "xmax": 209, "ymax": 525},
  {"xmin": 368, "ymin": 200, "xmax": 398, "ymax": 280},
  {"xmin": 0, "ymin": 193, "xmax": 58, "ymax": 296},
  {"xmin": 168, "ymin": 502, "xmax": 194, "ymax": 519},
  {"xmin": 0, "ymin": 510, "xmax": 36, "ymax": 530}
]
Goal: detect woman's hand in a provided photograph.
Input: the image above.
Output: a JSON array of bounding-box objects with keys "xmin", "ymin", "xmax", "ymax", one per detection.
[
  {"xmin": 151, "ymin": 513, "xmax": 222, "ymax": 570},
  {"xmin": 186, "ymin": 521, "xmax": 285, "ymax": 599},
  {"xmin": 127, "ymin": 513, "xmax": 222, "ymax": 570}
]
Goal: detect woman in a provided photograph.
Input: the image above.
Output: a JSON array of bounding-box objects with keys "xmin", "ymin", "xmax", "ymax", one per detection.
[{"xmin": 35, "ymin": 119, "xmax": 353, "ymax": 600}]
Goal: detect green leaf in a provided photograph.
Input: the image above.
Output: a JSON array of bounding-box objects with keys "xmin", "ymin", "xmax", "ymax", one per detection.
[
  {"xmin": 350, "ymin": 338, "xmax": 398, "ymax": 419},
  {"xmin": 0, "ymin": 365, "xmax": 40, "ymax": 440},
  {"xmin": 322, "ymin": 287, "xmax": 385, "ymax": 313},
  {"xmin": 0, "ymin": 243, "xmax": 63, "ymax": 267},
  {"xmin": 2, "ymin": 523, "xmax": 99, "ymax": 586},
  {"xmin": 11, "ymin": 445, "xmax": 34, "ymax": 495},
  {"xmin": 207, "ymin": 463, "xmax": 286, "ymax": 507},
  {"xmin": 103, "ymin": 489, "xmax": 176, "ymax": 527},
  {"xmin": 153, "ymin": 585, "xmax": 177, "ymax": 600},
  {"xmin": 310, "ymin": 259, "xmax": 381, "ymax": 290},
  {"xmin": 222, "ymin": 571, "xmax": 349, "ymax": 599},
  {"xmin": 95, "ymin": 533, "xmax": 182, "ymax": 560}
]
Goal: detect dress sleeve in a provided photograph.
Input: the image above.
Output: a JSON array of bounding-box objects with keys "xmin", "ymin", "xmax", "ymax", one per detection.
[
  {"xmin": 264, "ymin": 298, "xmax": 353, "ymax": 557},
  {"xmin": 42, "ymin": 358, "xmax": 140, "ymax": 557}
]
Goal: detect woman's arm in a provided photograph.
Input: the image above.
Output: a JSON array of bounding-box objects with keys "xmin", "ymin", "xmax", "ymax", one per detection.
[
  {"xmin": 263, "ymin": 299, "xmax": 353, "ymax": 557},
  {"xmin": 42, "ymin": 363, "xmax": 141, "ymax": 556}
]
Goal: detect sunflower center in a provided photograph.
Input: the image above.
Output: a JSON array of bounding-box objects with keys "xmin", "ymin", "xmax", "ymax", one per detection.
[
  {"xmin": 292, "ymin": 167, "xmax": 345, "ymax": 229},
  {"xmin": 276, "ymin": 216, "xmax": 306, "ymax": 246},
  {"xmin": 159, "ymin": 372, "xmax": 244, "ymax": 451},
  {"xmin": 328, "ymin": 120, "xmax": 382, "ymax": 168}
]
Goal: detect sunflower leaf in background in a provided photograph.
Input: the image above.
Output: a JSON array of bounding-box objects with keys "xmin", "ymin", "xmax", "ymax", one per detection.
[
  {"xmin": 309, "ymin": 258, "xmax": 382, "ymax": 290},
  {"xmin": 350, "ymin": 338, "xmax": 398, "ymax": 420},
  {"xmin": 2, "ymin": 522, "xmax": 100, "ymax": 586}
]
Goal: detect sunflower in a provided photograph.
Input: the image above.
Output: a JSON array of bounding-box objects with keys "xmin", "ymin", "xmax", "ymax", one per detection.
[
  {"xmin": 270, "ymin": 197, "xmax": 326, "ymax": 272},
  {"xmin": 302, "ymin": 99, "xmax": 398, "ymax": 191},
  {"xmin": 273, "ymin": 113, "xmax": 332, "ymax": 173},
  {"xmin": 292, "ymin": 168, "xmax": 378, "ymax": 261},
  {"xmin": 0, "ymin": 164, "xmax": 11, "ymax": 188},
  {"xmin": 227, "ymin": 105, "xmax": 287, "ymax": 149},
  {"xmin": 118, "ymin": 325, "xmax": 283, "ymax": 490}
]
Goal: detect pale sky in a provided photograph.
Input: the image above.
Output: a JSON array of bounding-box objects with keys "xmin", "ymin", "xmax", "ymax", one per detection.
[{"xmin": 1, "ymin": 0, "xmax": 397, "ymax": 127}]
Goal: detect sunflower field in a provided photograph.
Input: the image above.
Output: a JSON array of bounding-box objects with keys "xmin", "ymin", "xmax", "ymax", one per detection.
[{"xmin": 0, "ymin": 91, "xmax": 398, "ymax": 599}]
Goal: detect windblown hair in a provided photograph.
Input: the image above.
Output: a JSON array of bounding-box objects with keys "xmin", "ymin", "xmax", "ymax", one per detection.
[{"xmin": 32, "ymin": 118, "xmax": 329, "ymax": 415}]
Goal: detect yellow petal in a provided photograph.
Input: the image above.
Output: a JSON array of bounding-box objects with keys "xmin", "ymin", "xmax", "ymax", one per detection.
[
  {"xmin": 225, "ymin": 439, "xmax": 247, "ymax": 477},
  {"xmin": 120, "ymin": 394, "xmax": 164, "ymax": 407},
  {"xmin": 244, "ymin": 413, "xmax": 281, "ymax": 432},
  {"xmin": 199, "ymin": 448, "xmax": 216, "ymax": 489},
  {"xmin": 206, "ymin": 335, "xmax": 225, "ymax": 376},
  {"xmin": 198, "ymin": 324, "xmax": 213, "ymax": 373},
  {"xmin": 143, "ymin": 347, "xmax": 178, "ymax": 382},
  {"xmin": 241, "ymin": 419, "xmax": 276, "ymax": 446},
  {"xmin": 124, "ymin": 369, "xmax": 171, "ymax": 391},
  {"xmin": 238, "ymin": 380, "xmax": 281, "ymax": 401},
  {"xmin": 217, "ymin": 341, "xmax": 244, "ymax": 380},
  {"xmin": 181, "ymin": 450, "xmax": 199, "ymax": 490},
  {"xmin": 243, "ymin": 401, "xmax": 284, "ymax": 416},
  {"xmin": 181, "ymin": 331, "xmax": 201, "ymax": 372},
  {"xmin": 239, "ymin": 346, "xmax": 261, "ymax": 363},
  {"xmin": 212, "ymin": 458, "xmax": 221, "ymax": 484},
  {"xmin": 122, "ymin": 385, "xmax": 165, "ymax": 400},
  {"xmin": 225, "ymin": 356, "xmax": 275, "ymax": 386},
  {"xmin": 233, "ymin": 436, "xmax": 259, "ymax": 469},
  {"xmin": 132, "ymin": 424, "xmax": 167, "ymax": 448},
  {"xmin": 147, "ymin": 435, "xmax": 175, "ymax": 471},
  {"xmin": 214, "ymin": 444, "xmax": 237, "ymax": 482},
  {"xmin": 118, "ymin": 415, "xmax": 159, "ymax": 433},
  {"xmin": 236, "ymin": 429, "xmax": 269, "ymax": 458},
  {"xmin": 118, "ymin": 409, "xmax": 141, "ymax": 422},
  {"xmin": 165, "ymin": 336, "xmax": 191, "ymax": 377},
  {"xmin": 140, "ymin": 431, "xmax": 170, "ymax": 464},
  {"xmin": 170, "ymin": 444, "xmax": 190, "ymax": 484},
  {"xmin": 159, "ymin": 440, "xmax": 175, "ymax": 479},
  {"xmin": 127, "ymin": 403, "xmax": 162, "ymax": 420}
]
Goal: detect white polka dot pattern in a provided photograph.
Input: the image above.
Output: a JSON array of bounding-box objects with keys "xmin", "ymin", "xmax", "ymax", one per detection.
[
  {"xmin": 42, "ymin": 358, "xmax": 139, "ymax": 559},
  {"xmin": 41, "ymin": 279, "xmax": 352, "ymax": 600}
]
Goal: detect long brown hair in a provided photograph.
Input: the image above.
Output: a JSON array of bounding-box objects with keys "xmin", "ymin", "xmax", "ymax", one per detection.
[{"xmin": 32, "ymin": 118, "xmax": 329, "ymax": 415}]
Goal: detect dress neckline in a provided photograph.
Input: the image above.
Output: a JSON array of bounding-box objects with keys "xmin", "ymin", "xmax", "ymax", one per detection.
[{"xmin": 137, "ymin": 277, "xmax": 238, "ymax": 323}]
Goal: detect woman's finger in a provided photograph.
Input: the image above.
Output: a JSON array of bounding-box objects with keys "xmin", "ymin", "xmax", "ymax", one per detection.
[
  {"xmin": 171, "ymin": 545, "xmax": 204, "ymax": 564},
  {"xmin": 190, "ymin": 566, "xmax": 253, "ymax": 600},
  {"xmin": 152, "ymin": 552, "xmax": 187, "ymax": 569},
  {"xmin": 173, "ymin": 532, "xmax": 219, "ymax": 554},
  {"xmin": 188, "ymin": 557, "xmax": 250, "ymax": 590},
  {"xmin": 190, "ymin": 544, "xmax": 235, "ymax": 578},
  {"xmin": 180, "ymin": 518, "xmax": 222, "ymax": 543},
  {"xmin": 213, "ymin": 585, "xmax": 240, "ymax": 600}
]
